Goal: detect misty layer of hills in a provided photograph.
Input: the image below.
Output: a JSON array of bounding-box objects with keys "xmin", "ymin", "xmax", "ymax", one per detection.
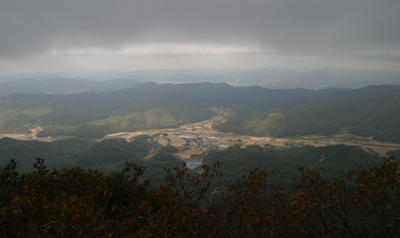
[
  {"xmin": 1, "ymin": 67, "xmax": 400, "ymax": 96},
  {"xmin": 0, "ymin": 78, "xmax": 142, "ymax": 96}
]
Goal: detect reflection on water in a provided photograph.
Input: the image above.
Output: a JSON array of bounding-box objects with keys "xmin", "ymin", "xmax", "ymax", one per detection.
[{"xmin": 185, "ymin": 159, "xmax": 203, "ymax": 169}]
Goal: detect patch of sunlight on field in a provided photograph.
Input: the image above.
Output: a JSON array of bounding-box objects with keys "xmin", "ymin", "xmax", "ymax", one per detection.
[
  {"xmin": 371, "ymin": 147, "xmax": 399, "ymax": 156},
  {"xmin": 182, "ymin": 149, "xmax": 203, "ymax": 156},
  {"xmin": 1, "ymin": 134, "xmax": 33, "ymax": 140},
  {"xmin": 177, "ymin": 154, "xmax": 191, "ymax": 160},
  {"xmin": 170, "ymin": 140, "xmax": 186, "ymax": 147},
  {"xmin": 156, "ymin": 138, "xmax": 169, "ymax": 146}
]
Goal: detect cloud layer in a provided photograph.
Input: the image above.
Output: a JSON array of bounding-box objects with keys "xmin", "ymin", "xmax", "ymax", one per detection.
[{"xmin": 1, "ymin": 0, "xmax": 399, "ymax": 72}]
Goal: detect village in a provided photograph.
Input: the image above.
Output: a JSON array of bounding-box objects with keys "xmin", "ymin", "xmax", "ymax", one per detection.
[
  {"xmin": 1, "ymin": 107, "xmax": 400, "ymax": 162},
  {"xmin": 100, "ymin": 107, "xmax": 400, "ymax": 160}
]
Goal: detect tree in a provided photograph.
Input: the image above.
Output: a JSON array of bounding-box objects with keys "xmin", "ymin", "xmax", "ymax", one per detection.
[{"xmin": 1, "ymin": 157, "xmax": 400, "ymax": 237}]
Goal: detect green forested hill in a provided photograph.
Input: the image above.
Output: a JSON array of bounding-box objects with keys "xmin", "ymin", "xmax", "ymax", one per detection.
[
  {"xmin": 215, "ymin": 91, "xmax": 400, "ymax": 142},
  {"xmin": 0, "ymin": 137, "xmax": 96, "ymax": 171},
  {"xmin": 0, "ymin": 136, "xmax": 182, "ymax": 184},
  {"xmin": 203, "ymin": 144, "xmax": 381, "ymax": 187},
  {"xmin": 37, "ymin": 107, "xmax": 212, "ymax": 138},
  {"xmin": 0, "ymin": 136, "xmax": 383, "ymax": 188},
  {"xmin": 63, "ymin": 137, "xmax": 157, "ymax": 169},
  {"xmin": 0, "ymin": 93, "xmax": 117, "ymax": 126},
  {"xmin": 0, "ymin": 113, "xmax": 37, "ymax": 133},
  {"xmin": 387, "ymin": 149, "xmax": 400, "ymax": 159},
  {"xmin": 104, "ymin": 82, "xmax": 400, "ymax": 113}
]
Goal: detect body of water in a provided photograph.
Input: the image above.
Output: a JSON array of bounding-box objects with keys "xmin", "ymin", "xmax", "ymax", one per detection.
[{"xmin": 185, "ymin": 159, "xmax": 203, "ymax": 169}]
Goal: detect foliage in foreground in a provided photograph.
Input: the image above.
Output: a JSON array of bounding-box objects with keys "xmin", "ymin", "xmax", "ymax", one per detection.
[{"xmin": 1, "ymin": 157, "xmax": 400, "ymax": 237}]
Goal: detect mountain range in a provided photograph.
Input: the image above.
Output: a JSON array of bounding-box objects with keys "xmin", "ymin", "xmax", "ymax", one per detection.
[
  {"xmin": 1, "ymin": 82, "xmax": 400, "ymax": 140},
  {"xmin": 1, "ymin": 67, "xmax": 400, "ymax": 95}
]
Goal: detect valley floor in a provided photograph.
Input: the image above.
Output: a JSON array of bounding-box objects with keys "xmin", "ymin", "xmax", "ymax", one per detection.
[{"xmin": 1, "ymin": 107, "xmax": 399, "ymax": 158}]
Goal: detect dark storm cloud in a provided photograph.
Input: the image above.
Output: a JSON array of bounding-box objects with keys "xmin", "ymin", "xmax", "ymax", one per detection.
[{"xmin": 1, "ymin": 0, "xmax": 399, "ymax": 60}]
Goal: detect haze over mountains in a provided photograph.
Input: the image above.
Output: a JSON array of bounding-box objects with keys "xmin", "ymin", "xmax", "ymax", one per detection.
[
  {"xmin": 1, "ymin": 67, "xmax": 400, "ymax": 96},
  {"xmin": 0, "ymin": 78, "xmax": 142, "ymax": 96}
]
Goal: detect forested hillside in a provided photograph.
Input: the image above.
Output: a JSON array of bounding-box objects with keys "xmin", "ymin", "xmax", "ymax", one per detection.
[
  {"xmin": 203, "ymin": 144, "xmax": 381, "ymax": 187},
  {"xmin": 0, "ymin": 137, "xmax": 96, "ymax": 171},
  {"xmin": 37, "ymin": 107, "xmax": 212, "ymax": 138},
  {"xmin": 0, "ymin": 136, "xmax": 182, "ymax": 184},
  {"xmin": 0, "ymin": 134, "xmax": 382, "ymax": 188},
  {"xmin": 215, "ymin": 91, "xmax": 400, "ymax": 143}
]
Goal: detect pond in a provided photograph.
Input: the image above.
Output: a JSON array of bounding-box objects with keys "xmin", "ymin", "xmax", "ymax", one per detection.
[{"xmin": 185, "ymin": 159, "xmax": 203, "ymax": 169}]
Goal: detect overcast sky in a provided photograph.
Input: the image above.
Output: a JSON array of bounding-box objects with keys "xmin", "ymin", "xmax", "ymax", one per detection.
[{"xmin": 1, "ymin": 0, "xmax": 399, "ymax": 74}]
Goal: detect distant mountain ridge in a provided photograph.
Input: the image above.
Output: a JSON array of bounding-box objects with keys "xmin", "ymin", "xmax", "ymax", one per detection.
[
  {"xmin": 267, "ymin": 69, "xmax": 351, "ymax": 89},
  {"xmin": 0, "ymin": 78, "xmax": 142, "ymax": 96},
  {"xmin": 1, "ymin": 67, "xmax": 400, "ymax": 92}
]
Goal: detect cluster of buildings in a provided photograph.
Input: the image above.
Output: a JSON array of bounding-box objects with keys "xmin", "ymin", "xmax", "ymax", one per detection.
[{"xmin": 179, "ymin": 135, "xmax": 238, "ymax": 150}]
